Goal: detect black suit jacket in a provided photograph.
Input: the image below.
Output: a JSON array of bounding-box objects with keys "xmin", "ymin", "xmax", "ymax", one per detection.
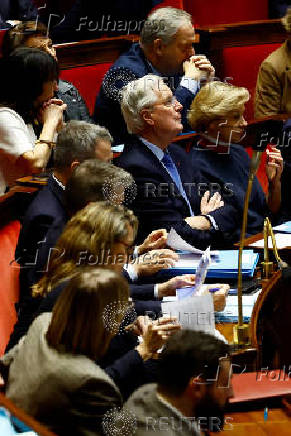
[
  {"xmin": 116, "ymin": 137, "xmax": 227, "ymax": 248},
  {"xmin": 16, "ymin": 175, "xmax": 68, "ymax": 299}
]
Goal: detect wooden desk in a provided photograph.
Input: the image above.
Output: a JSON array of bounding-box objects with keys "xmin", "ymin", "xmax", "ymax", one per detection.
[
  {"xmin": 16, "ymin": 175, "xmax": 48, "ymax": 188},
  {"xmin": 210, "ymin": 405, "xmax": 291, "ymax": 435}
]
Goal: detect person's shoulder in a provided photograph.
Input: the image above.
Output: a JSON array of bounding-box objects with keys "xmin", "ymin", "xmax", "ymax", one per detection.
[
  {"xmin": 108, "ymin": 43, "xmax": 148, "ymax": 77},
  {"xmin": 57, "ymin": 79, "xmax": 75, "ymax": 94},
  {"xmin": 0, "ymin": 107, "xmax": 25, "ymax": 124},
  {"xmin": 125, "ymin": 383, "xmax": 158, "ymax": 407},
  {"xmin": 260, "ymin": 41, "xmax": 289, "ymax": 72}
]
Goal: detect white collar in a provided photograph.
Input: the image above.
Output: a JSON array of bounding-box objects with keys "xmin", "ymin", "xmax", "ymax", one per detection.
[{"xmin": 52, "ymin": 173, "xmax": 65, "ymax": 191}]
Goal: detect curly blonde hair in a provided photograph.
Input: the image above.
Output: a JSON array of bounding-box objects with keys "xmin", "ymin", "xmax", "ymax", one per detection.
[
  {"xmin": 32, "ymin": 202, "xmax": 138, "ymax": 297},
  {"xmin": 187, "ymin": 81, "xmax": 249, "ymax": 133}
]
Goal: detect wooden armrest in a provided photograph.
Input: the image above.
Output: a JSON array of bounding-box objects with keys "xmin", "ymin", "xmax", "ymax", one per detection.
[{"xmin": 0, "ymin": 392, "xmax": 57, "ymax": 435}]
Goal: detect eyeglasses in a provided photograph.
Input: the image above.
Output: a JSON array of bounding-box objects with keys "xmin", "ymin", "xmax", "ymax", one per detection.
[{"xmin": 154, "ymin": 95, "xmax": 179, "ymax": 108}]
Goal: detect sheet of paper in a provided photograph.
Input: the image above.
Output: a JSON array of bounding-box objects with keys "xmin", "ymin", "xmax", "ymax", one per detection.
[
  {"xmin": 167, "ymin": 228, "xmax": 219, "ymax": 256},
  {"xmin": 250, "ymin": 233, "xmax": 291, "ymax": 249},
  {"xmin": 161, "ymin": 294, "xmax": 215, "ymax": 333},
  {"xmin": 273, "ymin": 221, "xmax": 291, "ymax": 233}
]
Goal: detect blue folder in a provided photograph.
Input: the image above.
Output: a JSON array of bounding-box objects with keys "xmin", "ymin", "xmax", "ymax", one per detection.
[{"xmin": 158, "ymin": 250, "xmax": 259, "ymax": 279}]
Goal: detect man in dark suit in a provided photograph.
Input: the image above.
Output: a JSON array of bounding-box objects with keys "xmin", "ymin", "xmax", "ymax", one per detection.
[
  {"xmin": 94, "ymin": 7, "xmax": 215, "ymax": 144},
  {"xmin": 116, "ymin": 74, "xmax": 230, "ymax": 248},
  {"xmin": 16, "ymin": 120, "xmax": 114, "ymax": 298}
]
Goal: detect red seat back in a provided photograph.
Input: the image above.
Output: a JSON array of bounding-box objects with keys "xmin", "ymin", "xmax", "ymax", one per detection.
[
  {"xmin": 60, "ymin": 62, "xmax": 112, "ymax": 115},
  {"xmin": 222, "ymin": 43, "xmax": 282, "ymax": 120},
  {"xmin": 184, "ymin": 0, "xmax": 268, "ymax": 26}
]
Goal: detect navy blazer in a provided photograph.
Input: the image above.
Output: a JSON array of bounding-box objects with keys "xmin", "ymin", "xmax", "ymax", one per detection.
[
  {"xmin": 116, "ymin": 137, "xmax": 227, "ymax": 248},
  {"xmin": 16, "ymin": 175, "xmax": 68, "ymax": 299},
  {"xmin": 190, "ymin": 140, "xmax": 269, "ymax": 242},
  {"xmin": 94, "ymin": 43, "xmax": 195, "ymax": 144}
]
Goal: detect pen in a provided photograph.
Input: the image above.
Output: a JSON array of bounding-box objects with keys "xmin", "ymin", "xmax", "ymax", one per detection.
[{"xmin": 208, "ymin": 288, "xmax": 220, "ymax": 293}]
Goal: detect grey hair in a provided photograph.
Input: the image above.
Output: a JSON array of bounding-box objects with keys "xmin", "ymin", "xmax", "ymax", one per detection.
[
  {"xmin": 54, "ymin": 121, "xmax": 113, "ymax": 169},
  {"xmin": 140, "ymin": 7, "xmax": 192, "ymax": 47},
  {"xmin": 121, "ymin": 74, "xmax": 165, "ymax": 134}
]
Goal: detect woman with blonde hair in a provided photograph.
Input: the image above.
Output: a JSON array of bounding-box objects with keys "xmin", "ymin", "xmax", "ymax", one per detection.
[
  {"xmin": 2, "ymin": 267, "xmax": 175, "ymax": 435},
  {"xmin": 188, "ymin": 81, "xmax": 283, "ymax": 242}
]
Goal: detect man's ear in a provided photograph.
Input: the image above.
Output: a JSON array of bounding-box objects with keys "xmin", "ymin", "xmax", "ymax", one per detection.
[
  {"xmin": 70, "ymin": 160, "xmax": 80, "ymax": 172},
  {"xmin": 186, "ymin": 376, "xmax": 206, "ymax": 401},
  {"xmin": 153, "ymin": 38, "xmax": 164, "ymax": 57},
  {"xmin": 140, "ymin": 108, "xmax": 154, "ymax": 126}
]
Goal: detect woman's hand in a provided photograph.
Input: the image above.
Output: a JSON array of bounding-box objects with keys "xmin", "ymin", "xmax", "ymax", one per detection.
[
  {"xmin": 42, "ymin": 99, "xmax": 67, "ymax": 132},
  {"xmin": 136, "ymin": 316, "xmax": 181, "ymax": 360},
  {"xmin": 266, "ymin": 146, "xmax": 283, "ymax": 185},
  {"xmin": 200, "ymin": 191, "xmax": 224, "ymax": 214},
  {"xmin": 131, "ymin": 249, "xmax": 178, "ymax": 277},
  {"xmin": 137, "ymin": 229, "xmax": 168, "ymax": 255}
]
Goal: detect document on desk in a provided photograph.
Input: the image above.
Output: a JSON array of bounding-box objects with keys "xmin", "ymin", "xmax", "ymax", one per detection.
[
  {"xmin": 273, "ymin": 221, "xmax": 291, "ymax": 233},
  {"xmin": 250, "ymin": 233, "xmax": 291, "ymax": 249},
  {"xmin": 161, "ymin": 294, "xmax": 215, "ymax": 334}
]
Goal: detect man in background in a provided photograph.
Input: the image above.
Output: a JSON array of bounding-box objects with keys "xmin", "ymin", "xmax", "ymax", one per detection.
[{"xmin": 94, "ymin": 7, "xmax": 214, "ymax": 144}]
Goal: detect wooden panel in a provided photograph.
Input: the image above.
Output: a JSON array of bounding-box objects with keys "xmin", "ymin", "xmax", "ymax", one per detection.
[
  {"xmin": 198, "ymin": 19, "xmax": 286, "ymax": 50},
  {"xmin": 55, "ymin": 35, "xmax": 139, "ymax": 69}
]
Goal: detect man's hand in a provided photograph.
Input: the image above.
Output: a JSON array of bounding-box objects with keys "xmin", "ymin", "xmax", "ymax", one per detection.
[
  {"xmin": 183, "ymin": 55, "xmax": 215, "ymax": 81},
  {"xmin": 203, "ymin": 283, "xmax": 229, "ymax": 312},
  {"xmin": 266, "ymin": 146, "xmax": 283, "ymax": 185},
  {"xmin": 131, "ymin": 249, "xmax": 178, "ymax": 277},
  {"xmin": 185, "ymin": 215, "xmax": 210, "ymax": 230},
  {"xmin": 157, "ymin": 274, "xmax": 196, "ymax": 298},
  {"xmin": 200, "ymin": 191, "xmax": 224, "ymax": 214},
  {"xmin": 137, "ymin": 229, "xmax": 168, "ymax": 255}
]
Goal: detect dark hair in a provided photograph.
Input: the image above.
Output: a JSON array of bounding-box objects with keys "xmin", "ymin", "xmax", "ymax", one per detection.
[
  {"xmin": 46, "ymin": 267, "xmax": 129, "ymax": 361},
  {"xmin": 65, "ymin": 159, "xmax": 134, "ymax": 216},
  {"xmin": 157, "ymin": 330, "xmax": 230, "ymax": 396},
  {"xmin": 54, "ymin": 121, "xmax": 112, "ymax": 170},
  {"xmin": 2, "ymin": 21, "xmax": 48, "ymax": 57},
  {"xmin": 0, "ymin": 47, "xmax": 58, "ymax": 122}
]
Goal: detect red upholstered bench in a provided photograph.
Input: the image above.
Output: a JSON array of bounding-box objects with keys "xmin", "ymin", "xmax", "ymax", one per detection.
[{"xmin": 0, "ymin": 221, "xmax": 20, "ymax": 355}]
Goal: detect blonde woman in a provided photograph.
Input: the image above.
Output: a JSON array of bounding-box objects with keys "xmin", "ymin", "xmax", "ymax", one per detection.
[{"xmin": 188, "ymin": 81, "xmax": 283, "ymax": 242}]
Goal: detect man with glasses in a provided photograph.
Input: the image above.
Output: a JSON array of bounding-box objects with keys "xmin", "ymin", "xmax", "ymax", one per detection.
[{"xmin": 117, "ymin": 74, "xmax": 227, "ymax": 249}]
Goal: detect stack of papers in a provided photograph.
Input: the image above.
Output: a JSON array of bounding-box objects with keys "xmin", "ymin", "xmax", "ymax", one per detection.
[
  {"xmin": 215, "ymin": 290, "xmax": 261, "ymax": 323},
  {"xmin": 159, "ymin": 250, "xmax": 259, "ymax": 279}
]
